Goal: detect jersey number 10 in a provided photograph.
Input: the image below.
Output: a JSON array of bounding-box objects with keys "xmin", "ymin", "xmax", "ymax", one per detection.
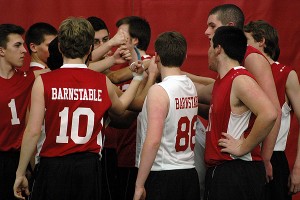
[{"xmin": 56, "ymin": 107, "xmax": 102, "ymax": 145}]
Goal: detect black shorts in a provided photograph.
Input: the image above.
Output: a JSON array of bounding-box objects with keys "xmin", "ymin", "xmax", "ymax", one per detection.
[
  {"xmin": 0, "ymin": 151, "xmax": 20, "ymax": 200},
  {"xmin": 264, "ymin": 151, "xmax": 292, "ymax": 200},
  {"xmin": 117, "ymin": 166, "xmax": 138, "ymax": 200},
  {"xmin": 101, "ymin": 148, "xmax": 118, "ymax": 200},
  {"xmin": 30, "ymin": 152, "xmax": 101, "ymax": 200},
  {"xmin": 145, "ymin": 168, "xmax": 200, "ymax": 200},
  {"xmin": 204, "ymin": 159, "xmax": 266, "ymax": 200}
]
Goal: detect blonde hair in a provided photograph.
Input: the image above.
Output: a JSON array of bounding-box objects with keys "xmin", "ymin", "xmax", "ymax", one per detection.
[{"xmin": 58, "ymin": 17, "xmax": 94, "ymax": 59}]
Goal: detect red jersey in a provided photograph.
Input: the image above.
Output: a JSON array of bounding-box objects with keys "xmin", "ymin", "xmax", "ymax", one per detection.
[
  {"xmin": 271, "ymin": 62, "xmax": 293, "ymax": 151},
  {"xmin": 0, "ymin": 70, "xmax": 35, "ymax": 151},
  {"xmin": 29, "ymin": 62, "xmax": 46, "ymax": 71},
  {"xmin": 205, "ymin": 67, "xmax": 262, "ymax": 167},
  {"xmin": 271, "ymin": 62, "xmax": 293, "ymax": 107},
  {"xmin": 37, "ymin": 64, "xmax": 111, "ymax": 157},
  {"xmin": 243, "ymin": 45, "xmax": 269, "ymax": 64}
]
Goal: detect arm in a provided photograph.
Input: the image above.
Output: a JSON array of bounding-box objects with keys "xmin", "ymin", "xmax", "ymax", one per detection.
[
  {"xmin": 219, "ymin": 75, "xmax": 277, "ymax": 156},
  {"xmin": 286, "ymin": 71, "xmax": 300, "ymax": 194},
  {"xmin": 91, "ymin": 29, "xmax": 126, "ymax": 61},
  {"xmin": 14, "ymin": 77, "xmax": 45, "ymax": 199},
  {"xmin": 89, "ymin": 45, "xmax": 132, "ymax": 73},
  {"xmin": 106, "ymin": 66, "xmax": 133, "ymax": 84},
  {"xmin": 182, "ymin": 71, "xmax": 215, "ymax": 85},
  {"xmin": 107, "ymin": 63, "xmax": 144, "ymax": 115},
  {"xmin": 195, "ymin": 82, "xmax": 214, "ymax": 119},
  {"xmin": 33, "ymin": 68, "xmax": 51, "ymax": 77},
  {"xmin": 244, "ymin": 53, "xmax": 281, "ymax": 181},
  {"xmin": 108, "ymin": 59, "xmax": 159, "ymax": 128},
  {"xmin": 195, "ymin": 82, "xmax": 213, "ymax": 105},
  {"xmin": 134, "ymin": 85, "xmax": 168, "ymax": 200},
  {"xmin": 128, "ymin": 58, "xmax": 159, "ymax": 112},
  {"xmin": 104, "ymin": 45, "xmax": 140, "ymax": 84}
]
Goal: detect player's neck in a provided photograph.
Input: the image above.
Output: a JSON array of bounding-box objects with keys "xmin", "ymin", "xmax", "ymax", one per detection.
[
  {"xmin": 160, "ymin": 66, "xmax": 182, "ymax": 79},
  {"xmin": 63, "ymin": 57, "xmax": 86, "ymax": 65},
  {"xmin": 0, "ymin": 60, "xmax": 15, "ymax": 79},
  {"xmin": 31, "ymin": 54, "xmax": 47, "ymax": 68},
  {"xmin": 218, "ymin": 58, "xmax": 240, "ymax": 79}
]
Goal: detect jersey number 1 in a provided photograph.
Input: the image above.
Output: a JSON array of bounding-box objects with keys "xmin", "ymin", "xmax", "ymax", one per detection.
[{"xmin": 8, "ymin": 99, "xmax": 20, "ymax": 125}]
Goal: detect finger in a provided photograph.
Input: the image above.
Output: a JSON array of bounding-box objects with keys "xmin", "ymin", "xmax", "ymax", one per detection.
[
  {"xmin": 125, "ymin": 56, "xmax": 132, "ymax": 61},
  {"xmin": 25, "ymin": 188, "xmax": 30, "ymax": 196},
  {"xmin": 218, "ymin": 138, "xmax": 227, "ymax": 143},
  {"xmin": 221, "ymin": 132, "xmax": 232, "ymax": 139},
  {"xmin": 265, "ymin": 175, "xmax": 270, "ymax": 183},
  {"xmin": 14, "ymin": 189, "xmax": 25, "ymax": 200},
  {"xmin": 289, "ymin": 185, "xmax": 295, "ymax": 194}
]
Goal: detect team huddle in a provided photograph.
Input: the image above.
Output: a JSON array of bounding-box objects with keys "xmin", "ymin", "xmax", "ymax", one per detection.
[{"xmin": 0, "ymin": 3, "xmax": 299, "ymax": 200}]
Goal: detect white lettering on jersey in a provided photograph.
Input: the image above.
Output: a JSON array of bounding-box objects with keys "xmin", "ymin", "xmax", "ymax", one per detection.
[{"xmin": 51, "ymin": 88, "xmax": 102, "ymax": 102}]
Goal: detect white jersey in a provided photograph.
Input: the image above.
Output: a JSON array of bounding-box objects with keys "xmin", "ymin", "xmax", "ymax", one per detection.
[
  {"xmin": 136, "ymin": 75, "xmax": 198, "ymax": 171},
  {"xmin": 274, "ymin": 102, "xmax": 292, "ymax": 151},
  {"xmin": 194, "ymin": 118, "xmax": 206, "ymax": 200}
]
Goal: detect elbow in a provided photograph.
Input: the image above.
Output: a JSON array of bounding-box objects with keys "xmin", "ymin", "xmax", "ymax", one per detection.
[
  {"xmin": 268, "ymin": 108, "xmax": 278, "ymax": 129},
  {"xmin": 107, "ymin": 73, "xmax": 121, "ymax": 84}
]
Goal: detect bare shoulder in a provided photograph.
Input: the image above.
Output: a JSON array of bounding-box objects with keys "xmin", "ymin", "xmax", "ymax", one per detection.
[{"xmin": 147, "ymin": 84, "xmax": 168, "ymax": 105}]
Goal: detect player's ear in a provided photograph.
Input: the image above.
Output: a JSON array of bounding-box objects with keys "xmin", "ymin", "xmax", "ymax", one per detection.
[
  {"xmin": 259, "ymin": 37, "xmax": 266, "ymax": 48},
  {"xmin": 227, "ymin": 22, "xmax": 235, "ymax": 27},
  {"xmin": 215, "ymin": 44, "xmax": 222, "ymax": 55},
  {"xmin": 0, "ymin": 47, "xmax": 4, "ymax": 56},
  {"xmin": 154, "ymin": 52, "xmax": 160, "ymax": 63},
  {"xmin": 132, "ymin": 37, "xmax": 139, "ymax": 46},
  {"xmin": 30, "ymin": 43, "xmax": 37, "ymax": 53}
]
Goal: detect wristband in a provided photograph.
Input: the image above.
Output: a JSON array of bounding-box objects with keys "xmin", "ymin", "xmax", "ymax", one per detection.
[
  {"xmin": 129, "ymin": 62, "xmax": 136, "ymax": 71},
  {"xmin": 130, "ymin": 61, "xmax": 143, "ymax": 80},
  {"xmin": 132, "ymin": 72, "xmax": 143, "ymax": 80}
]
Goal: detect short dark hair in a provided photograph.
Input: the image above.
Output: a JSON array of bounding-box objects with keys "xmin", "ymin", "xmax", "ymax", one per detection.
[
  {"xmin": 116, "ymin": 16, "xmax": 151, "ymax": 51},
  {"xmin": 244, "ymin": 20, "xmax": 279, "ymax": 60},
  {"xmin": 213, "ymin": 26, "xmax": 247, "ymax": 64},
  {"xmin": 25, "ymin": 22, "xmax": 57, "ymax": 54},
  {"xmin": 209, "ymin": 4, "xmax": 244, "ymax": 30},
  {"xmin": 87, "ymin": 16, "xmax": 109, "ymax": 32},
  {"xmin": 0, "ymin": 24, "xmax": 25, "ymax": 48},
  {"xmin": 47, "ymin": 37, "xmax": 63, "ymax": 70},
  {"xmin": 155, "ymin": 31, "xmax": 187, "ymax": 67}
]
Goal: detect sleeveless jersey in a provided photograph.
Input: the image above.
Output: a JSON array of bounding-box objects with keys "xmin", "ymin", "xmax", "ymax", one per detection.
[
  {"xmin": 136, "ymin": 75, "xmax": 198, "ymax": 171},
  {"xmin": 243, "ymin": 45, "xmax": 269, "ymax": 63},
  {"xmin": 205, "ymin": 67, "xmax": 262, "ymax": 167},
  {"xmin": 271, "ymin": 62, "xmax": 293, "ymax": 151},
  {"xmin": 0, "ymin": 70, "xmax": 35, "ymax": 151},
  {"xmin": 29, "ymin": 61, "xmax": 46, "ymax": 71},
  {"xmin": 37, "ymin": 64, "xmax": 111, "ymax": 157}
]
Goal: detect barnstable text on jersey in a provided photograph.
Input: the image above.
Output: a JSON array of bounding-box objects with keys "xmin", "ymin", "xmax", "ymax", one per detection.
[
  {"xmin": 175, "ymin": 96, "xmax": 198, "ymax": 110},
  {"xmin": 51, "ymin": 87, "xmax": 102, "ymax": 101}
]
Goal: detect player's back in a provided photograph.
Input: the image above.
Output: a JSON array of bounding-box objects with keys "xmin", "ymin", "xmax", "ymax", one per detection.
[
  {"xmin": 37, "ymin": 65, "xmax": 112, "ymax": 157},
  {"xmin": 154, "ymin": 75, "xmax": 198, "ymax": 170}
]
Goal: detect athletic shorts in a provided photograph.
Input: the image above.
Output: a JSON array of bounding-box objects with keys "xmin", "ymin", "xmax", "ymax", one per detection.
[
  {"xmin": 264, "ymin": 151, "xmax": 292, "ymax": 200},
  {"xmin": 0, "ymin": 151, "xmax": 20, "ymax": 200},
  {"xmin": 30, "ymin": 152, "xmax": 101, "ymax": 200},
  {"xmin": 145, "ymin": 168, "xmax": 200, "ymax": 200},
  {"xmin": 204, "ymin": 159, "xmax": 266, "ymax": 200},
  {"xmin": 101, "ymin": 148, "xmax": 118, "ymax": 200}
]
